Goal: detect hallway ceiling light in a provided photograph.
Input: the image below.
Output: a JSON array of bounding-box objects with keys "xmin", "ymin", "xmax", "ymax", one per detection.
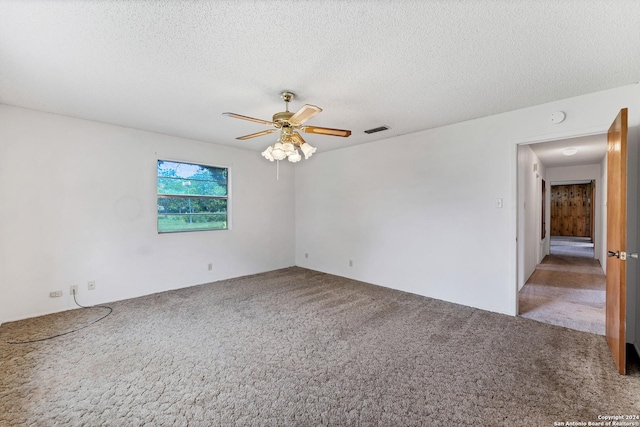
[{"xmin": 562, "ymin": 147, "xmax": 578, "ymax": 156}]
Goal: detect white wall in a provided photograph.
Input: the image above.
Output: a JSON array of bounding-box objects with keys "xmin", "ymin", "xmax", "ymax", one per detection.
[
  {"xmin": 296, "ymin": 84, "xmax": 640, "ymax": 315},
  {"xmin": 545, "ymin": 163, "xmax": 605, "ymax": 268},
  {"xmin": 2, "ymin": 84, "xmax": 639, "ymax": 324},
  {"xmin": 517, "ymin": 145, "xmax": 546, "ymax": 290},
  {"xmin": 0, "ymin": 105, "xmax": 295, "ymax": 323}
]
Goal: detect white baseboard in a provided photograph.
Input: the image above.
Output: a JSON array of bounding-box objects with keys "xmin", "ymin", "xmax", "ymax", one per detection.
[{"xmin": 2, "ymin": 306, "xmax": 80, "ymax": 325}]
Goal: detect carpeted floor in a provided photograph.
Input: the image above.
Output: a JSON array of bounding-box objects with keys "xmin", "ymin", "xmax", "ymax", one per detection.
[
  {"xmin": 519, "ymin": 255, "xmax": 605, "ymax": 335},
  {"xmin": 1, "ymin": 267, "xmax": 639, "ymax": 426}
]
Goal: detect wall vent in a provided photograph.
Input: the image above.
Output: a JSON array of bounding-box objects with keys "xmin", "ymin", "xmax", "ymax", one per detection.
[{"xmin": 364, "ymin": 125, "xmax": 390, "ymax": 134}]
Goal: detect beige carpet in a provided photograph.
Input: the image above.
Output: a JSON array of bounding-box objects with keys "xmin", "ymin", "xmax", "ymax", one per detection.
[
  {"xmin": 519, "ymin": 255, "xmax": 605, "ymax": 335},
  {"xmin": 1, "ymin": 267, "xmax": 639, "ymax": 426}
]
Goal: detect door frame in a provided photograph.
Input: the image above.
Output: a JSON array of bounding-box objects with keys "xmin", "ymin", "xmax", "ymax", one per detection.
[{"xmin": 513, "ymin": 127, "xmax": 609, "ymax": 315}]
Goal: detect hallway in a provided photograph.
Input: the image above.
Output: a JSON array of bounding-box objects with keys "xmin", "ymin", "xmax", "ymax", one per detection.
[{"xmin": 518, "ymin": 254, "xmax": 605, "ymax": 335}]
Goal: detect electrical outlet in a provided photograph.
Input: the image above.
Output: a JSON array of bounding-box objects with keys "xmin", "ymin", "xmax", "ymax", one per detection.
[
  {"xmin": 208, "ymin": 263, "xmax": 213, "ymax": 271},
  {"xmin": 70, "ymin": 285, "xmax": 78, "ymax": 296},
  {"xmin": 88, "ymin": 281, "xmax": 96, "ymax": 290},
  {"xmin": 49, "ymin": 291, "xmax": 62, "ymax": 298}
]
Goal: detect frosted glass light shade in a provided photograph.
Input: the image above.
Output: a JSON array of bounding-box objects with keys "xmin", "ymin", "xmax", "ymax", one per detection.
[
  {"xmin": 271, "ymin": 143, "xmax": 286, "ymax": 160},
  {"xmin": 300, "ymin": 142, "xmax": 317, "ymax": 159},
  {"xmin": 261, "ymin": 146, "xmax": 275, "ymax": 161},
  {"xmin": 288, "ymin": 149, "xmax": 302, "ymax": 163},
  {"xmin": 282, "ymin": 142, "xmax": 295, "ymax": 154}
]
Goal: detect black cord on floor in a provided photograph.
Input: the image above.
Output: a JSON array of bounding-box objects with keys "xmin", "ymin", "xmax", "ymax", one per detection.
[{"xmin": 6, "ymin": 291, "xmax": 113, "ymax": 345}]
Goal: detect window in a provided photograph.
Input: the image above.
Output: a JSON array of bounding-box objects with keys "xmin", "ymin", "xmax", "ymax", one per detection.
[{"xmin": 157, "ymin": 160, "xmax": 228, "ymax": 233}]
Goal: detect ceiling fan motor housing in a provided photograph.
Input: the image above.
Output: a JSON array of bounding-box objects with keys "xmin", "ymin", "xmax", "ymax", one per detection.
[{"xmin": 272, "ymin": 111, "xmax": 294, "ymax": 124}]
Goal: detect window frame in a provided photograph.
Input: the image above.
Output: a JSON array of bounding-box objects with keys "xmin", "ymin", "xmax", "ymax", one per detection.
[{"xmin": 156, "ymin": 159, "xmax": 231, "ymax": 233}]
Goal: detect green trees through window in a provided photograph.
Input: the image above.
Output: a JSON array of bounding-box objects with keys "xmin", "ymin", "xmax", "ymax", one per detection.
[{"xmin": 157, "ymin": 160, "xmax": 228, "ymax": 232}]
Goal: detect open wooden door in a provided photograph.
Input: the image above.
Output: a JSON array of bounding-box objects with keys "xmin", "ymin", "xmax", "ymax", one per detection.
[{"xmin": 606, "ymin": 108, "xmax": 628, "ymax": 375}]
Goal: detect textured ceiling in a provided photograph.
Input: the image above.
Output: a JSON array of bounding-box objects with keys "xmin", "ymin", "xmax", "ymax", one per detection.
[
  {"xmin": 1, "ymin": 1, "xmax": 639, "ymax": 154},
  {"xmin": 529, "ymin": 134, "xmax": 607, "ymax": 168}
]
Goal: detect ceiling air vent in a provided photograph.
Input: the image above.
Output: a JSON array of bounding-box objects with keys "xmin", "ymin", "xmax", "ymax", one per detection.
[{"xmin": 364, "ymin": 125, "xmax": 390, "ymax": 134}]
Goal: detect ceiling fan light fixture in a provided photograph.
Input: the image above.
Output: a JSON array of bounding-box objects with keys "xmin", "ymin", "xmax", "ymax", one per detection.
[
  {"xmin": 261, "ymin": 146, "xmax": 275, "ymax": 161},
  {"xmin": 288, "ymin": 149, "xmax": 302, "ymax": 163},
  {"xmin": 271, "ymin": 142, "xmax": 287, "ymax": 160},
  {"xmin": 282, "ymin": 142, "xmax": 295, "ymax": 154},
  {"xmin": 272, "ymin": 149, "xmax": 287, "ymax": 161},
  {"xmin": 223, "ymin": 91, "xmax": 351, "ymax": 166},
  {"xmin": 300, "ymin": 142, "xmax": 317, "ymax": 159}
]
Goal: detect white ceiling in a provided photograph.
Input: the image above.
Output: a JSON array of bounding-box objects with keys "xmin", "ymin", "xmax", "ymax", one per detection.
[
  {"xmin": 1, "ymin": 1, "xmax": 639, "ymax": 154},
  {"xmin": 528, "ymin": 133, "xmax": 607, "ymax": 168}
]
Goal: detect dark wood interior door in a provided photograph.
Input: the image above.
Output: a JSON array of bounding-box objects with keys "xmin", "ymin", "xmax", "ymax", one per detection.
[
  {"xmin": 606, "ymin": 108, "xmax": 628, "ymax": 375},
  {"xmin": 550, "ymin": 183, "xmax": 592, "ymax": 237}
]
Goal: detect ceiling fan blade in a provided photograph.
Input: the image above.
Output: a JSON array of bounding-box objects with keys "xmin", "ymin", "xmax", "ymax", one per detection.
[
  {"xmin": 291, "ymin": 132, "xmax": 306, "ymax": 145},
  {"xmin": 222, "ymin": 112, "xmax": 276, "ymax": 126},
  {"xmin": 236, "ymin": 129, "xmax": 278, "ymax": 140},
  {"xmin": 288, "ymin": 104, "xmax": 322, "ymax": 125},
  {"xmin": 302, "ymin": 126, "xmax": 351, "ymax": 137}
]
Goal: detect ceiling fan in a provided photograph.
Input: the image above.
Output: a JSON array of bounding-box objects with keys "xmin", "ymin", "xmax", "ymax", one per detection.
[{"xmin": 222, "ymin": 92, "xmax": 351, "ymax": 162}]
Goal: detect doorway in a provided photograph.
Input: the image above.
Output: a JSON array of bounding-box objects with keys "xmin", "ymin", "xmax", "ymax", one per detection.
[{"xmin": 517, "ymin": 134, "xmax": 607, "ymax": 335}]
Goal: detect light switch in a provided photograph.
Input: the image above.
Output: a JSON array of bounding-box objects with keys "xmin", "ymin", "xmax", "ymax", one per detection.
[{"xmin": 495, "ymin": 198, "xmax": 503, "ymax": 208}]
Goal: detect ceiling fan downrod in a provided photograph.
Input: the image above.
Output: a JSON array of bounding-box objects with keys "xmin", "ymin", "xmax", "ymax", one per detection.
[{"xmin": 280, "ymin": 91, "xmax": 294, "ymax": 112}]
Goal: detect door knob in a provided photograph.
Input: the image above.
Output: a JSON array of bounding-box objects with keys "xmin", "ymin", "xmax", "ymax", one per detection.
[{"xmin": 608, "ymin": 250, "xmax": 632, "ymax": 260}]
